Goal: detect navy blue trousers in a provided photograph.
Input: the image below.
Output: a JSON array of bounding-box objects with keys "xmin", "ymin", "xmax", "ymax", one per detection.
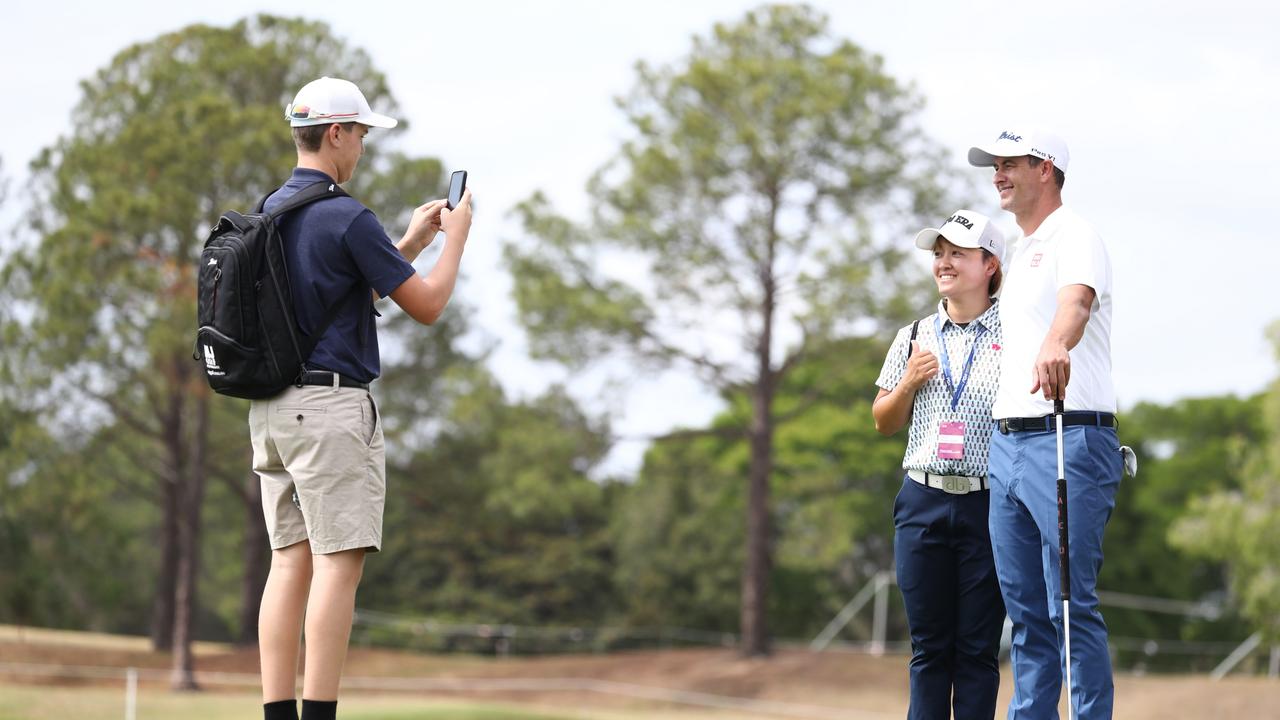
[{"xmin": 894, "ymin": 475, "xmax": 1006, "ymax": 720}]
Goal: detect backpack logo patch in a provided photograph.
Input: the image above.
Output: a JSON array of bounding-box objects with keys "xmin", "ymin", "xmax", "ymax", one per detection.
[{"xmin": 203, "ymin": 344, "xmax": 224, "ymax": 376}]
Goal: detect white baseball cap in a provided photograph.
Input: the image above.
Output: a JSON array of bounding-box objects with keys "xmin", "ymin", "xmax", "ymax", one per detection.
[
  {"xmin": 914, "ymin": 209, "xmax": 1005, "ymax": 263},
  {"xmin": 285, "ymin": 77, "xmax": 398, "ymax": 128},
  {"xmin": 968, "ymin": 129, "xmax": 1069, "ymax": 174}
]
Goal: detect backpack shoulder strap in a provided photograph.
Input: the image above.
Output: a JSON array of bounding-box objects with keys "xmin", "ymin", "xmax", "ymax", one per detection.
[
  {"xmin": 255, "ymin": 181, "xmax": 350, "ymax": 217},
  {"xmin": 906, "ymin": 319, "xmax": 920, "ymax": 359}
]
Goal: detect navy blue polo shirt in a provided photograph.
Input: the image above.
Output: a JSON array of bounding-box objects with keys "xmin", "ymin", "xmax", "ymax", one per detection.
[{"xmin": 263, "ymin": 168, "xmax": 416, "ymax": 383}]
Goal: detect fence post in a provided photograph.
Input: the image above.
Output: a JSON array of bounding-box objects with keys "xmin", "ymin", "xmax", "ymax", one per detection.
[
  {"xmin": 124, "ymin": 666, "xmax": 137, "ymax": 720},
  {"xmin": 810, "ymin": 573, "xmax": 880, "ymax": 651},
  {"xmin": 870, "ymin": 572, "xmax": 889, "ymax": 656},
  {"xmin": 1211, "ymin": 632, "xmax": 1262, "ymax": 680}
]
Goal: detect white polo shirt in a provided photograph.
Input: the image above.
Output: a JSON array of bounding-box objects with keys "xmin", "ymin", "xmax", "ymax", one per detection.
[{"xmin": 994, "ymin": 205, "xmax": 1116, "ymax": 419}]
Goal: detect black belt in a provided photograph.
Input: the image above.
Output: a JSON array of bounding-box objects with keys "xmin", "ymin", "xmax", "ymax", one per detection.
[
  {"xmin": 998, "ymin": 412, "xmax": 1116, "ymax": 434},
  {"xmin": 298, "ymin": 370, "xmax": 369, "ymax": 391}
]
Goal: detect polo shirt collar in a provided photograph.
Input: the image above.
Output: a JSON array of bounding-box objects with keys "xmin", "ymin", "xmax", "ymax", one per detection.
[
  {"xmin": 290, "ymin": 167, "xmax": 337, "ymax": 184},
  {"xmin": 937, "ymin": 298, "xmax": 1000, "ymax": 333}
]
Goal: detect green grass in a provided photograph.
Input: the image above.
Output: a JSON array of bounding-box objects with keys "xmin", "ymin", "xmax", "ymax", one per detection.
[
  {"xmin": 345, "ymin": 709, "xmax": 573, "ymax": 720},
  {"xmin": 0, "ymin": 684, "xmax": 579, "ymax": 720}
]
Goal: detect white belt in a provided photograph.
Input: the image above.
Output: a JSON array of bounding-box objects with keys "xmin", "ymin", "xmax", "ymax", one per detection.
[{"xmin": 907, "ymin": 469, "xmax": 987, "ymax": 495}]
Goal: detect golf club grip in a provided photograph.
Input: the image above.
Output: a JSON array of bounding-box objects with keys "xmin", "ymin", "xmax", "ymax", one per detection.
[
  {"xmin": 1056, "ymin": 397, "xmax": 1069, "ymax": 603},
  {"xmin": 1058, "ymin": 477, "xmax": 1070, "ymax": 601}
]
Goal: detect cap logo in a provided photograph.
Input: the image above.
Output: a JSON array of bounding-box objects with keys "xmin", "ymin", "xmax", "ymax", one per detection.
[
  {"xmin": 1031, "ymin": 146, "xmax": 1056, "ymax": 163},
  {"xmin": 998, "ymin": 131, "xmax": 1023, "ymax": 143},
  {"xmin": 947, "ymin": 214, "xmax": 974, "ymax": 230},
  {"xmin": 291, "ymin": 104, "xmax": 311, "ymax": 119}
]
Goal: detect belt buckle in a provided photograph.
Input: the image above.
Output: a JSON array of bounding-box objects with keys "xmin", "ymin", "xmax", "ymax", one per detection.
[
  {"xmin": 937, "ymin": 475, "xmax": 970, "ymax": 495},
  {"xmin": 998, "ymin": 419, "xmax": 1011, "ymax": 434}
]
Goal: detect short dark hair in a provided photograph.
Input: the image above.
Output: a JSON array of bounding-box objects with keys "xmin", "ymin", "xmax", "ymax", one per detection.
[
  {"xmin": 1026, "ymin": 156, "xmax": 1066, "ymax": 190},
  {"xmin": 982, "ymin": 248, "xmax": 1003, "ymax": 296},
  {"xmin": 292, "ymin": 122, "xmax": 357, "ymax": 153}
]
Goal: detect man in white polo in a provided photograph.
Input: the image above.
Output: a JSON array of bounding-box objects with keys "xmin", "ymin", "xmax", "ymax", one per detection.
[{"xmin": 969, "ymin": 130, "xmax": 1123, "ymax": 719}]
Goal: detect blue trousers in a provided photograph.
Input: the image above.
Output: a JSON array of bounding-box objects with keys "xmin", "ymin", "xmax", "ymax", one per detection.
[
  {"xmin": 988, "ymin": 425, "xmax": 1122, "ymax": 719},
  {"xmin": 894, "ymin": 476, "xmax": 1006, "ymax": 720}
]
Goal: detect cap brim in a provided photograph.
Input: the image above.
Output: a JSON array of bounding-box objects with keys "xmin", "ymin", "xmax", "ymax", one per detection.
[
  {"xmin": 359, "ymin": 112, "xmax": 398, "ymax": 129},
  {"xmin": 968, "ymin": 146, "xmax": 1000, "ymax": 167},
  {"xmin": 914, "ymin": 228, "xmax": 942, "ymax": 250},
  {"xmin": 915, "ymin": 225, "xmax": 988, "ymax": 251}
]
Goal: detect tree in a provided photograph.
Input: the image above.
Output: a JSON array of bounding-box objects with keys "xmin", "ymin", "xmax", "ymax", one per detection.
[
  {"xmin": 612, "ymin": 336, "xmax": 909, "ymax": 640},
  {"xmin": 360, "ymin": 364, "xmax": 618, "ymax": 638},
  {"xmin": 504, "ymin": 3, "xmax": 953, "ymax": 654},
  {"xmin": 612, "ymin": 426, "xmax": 745, "ymax": 634},
  {"xmin": 1093, "ymin": 393, "xmax": 1261, "ymax": 668},
  {"xmin": 2, "ymin": 15, "xmax": 444, "ymax": 688},
  {"xmin": 0, "ymin": 408, "xmax": 159, "ymax": 634},
  {"xmin": 1171, "ymin": 321, "xmax": 1280, "ymax": 644}
]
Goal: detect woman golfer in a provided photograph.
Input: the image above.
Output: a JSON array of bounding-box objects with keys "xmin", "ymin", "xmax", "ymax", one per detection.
[{"xmin": 872, "ymin": 210, "xmax": 1007, "ymax": 720}]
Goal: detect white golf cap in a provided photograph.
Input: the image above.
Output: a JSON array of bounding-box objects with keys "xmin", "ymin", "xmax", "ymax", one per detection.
[
  {"xmin": 914, "ymin": 209, "xmax": 1005, "ymax": 263},
  {"xmin": 285, "ymin": 77, "xmax": 398, "ymax": 128},
  {"xmin": 968, "ymin": 129, "xmax": 1069, "ymax": 173}
]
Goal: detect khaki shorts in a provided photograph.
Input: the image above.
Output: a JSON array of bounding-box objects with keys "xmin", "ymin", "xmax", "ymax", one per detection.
[{"xmin": 249, "ymin": 384, "xmax": 385, "ymax": 554}]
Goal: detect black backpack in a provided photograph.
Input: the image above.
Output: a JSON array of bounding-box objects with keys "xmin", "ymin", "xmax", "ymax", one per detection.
[{"xmin": 193, "ymin": 181, "xmax": 348, "ymax": 399}]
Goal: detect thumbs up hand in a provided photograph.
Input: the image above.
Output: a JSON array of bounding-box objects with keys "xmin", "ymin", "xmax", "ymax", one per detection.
[{"xmin": 904, "ymin": 340, "xmax": 939, "ymax": 392}]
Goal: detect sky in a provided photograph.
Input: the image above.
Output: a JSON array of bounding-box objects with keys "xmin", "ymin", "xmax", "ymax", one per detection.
[{"xmin": 3, "ymin": 1, "xmax": 1277, "ymax": 476}]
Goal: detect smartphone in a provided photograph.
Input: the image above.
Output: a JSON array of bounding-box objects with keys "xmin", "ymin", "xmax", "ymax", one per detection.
[{"xmin": 446, "ymin": 170, "xmax": 467, "ymax": 210}]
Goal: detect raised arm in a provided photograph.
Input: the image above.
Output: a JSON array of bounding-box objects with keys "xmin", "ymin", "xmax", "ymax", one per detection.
[{"xmin": 389, "ymin": 189, "xmax": 473, "ymax": 325}]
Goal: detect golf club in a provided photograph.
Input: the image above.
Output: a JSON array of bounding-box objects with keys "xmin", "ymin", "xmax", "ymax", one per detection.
[{"xmin": 1055, "ymin": 398, "xmax": 1074, "ymax": 720}]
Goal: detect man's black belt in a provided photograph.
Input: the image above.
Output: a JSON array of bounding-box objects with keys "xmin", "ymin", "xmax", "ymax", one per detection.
[
  {"xmin": 998, "ymin": 412, "xmax": 1116, "ymax": 434},
  {"xmin": 298, "ymin": 370, "xmax": 370, "ymax": 391}
]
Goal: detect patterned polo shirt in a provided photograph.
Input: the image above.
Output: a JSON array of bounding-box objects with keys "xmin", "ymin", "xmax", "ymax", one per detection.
[{"xmin": 876, "ymin": 300, "xmax": 1003, "ymax": 477}]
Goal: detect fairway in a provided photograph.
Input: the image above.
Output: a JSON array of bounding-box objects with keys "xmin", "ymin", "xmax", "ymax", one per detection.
[
  {"xmin": 3, "ymin": 625, "xmax": 1280, "ymax": 719},
  {"xmin": 0, "ymin": 685, "xmax": 580, "ymax": 720}
]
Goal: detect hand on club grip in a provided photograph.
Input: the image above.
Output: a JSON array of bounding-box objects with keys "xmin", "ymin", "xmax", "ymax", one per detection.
[{"xmin": 1030, "ymin": 340, "xmax": 1070, "ymax": 401}]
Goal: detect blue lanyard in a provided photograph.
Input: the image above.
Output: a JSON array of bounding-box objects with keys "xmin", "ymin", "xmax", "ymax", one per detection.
[{"xmin": 933, "ymin": 314, "xmax": 987, "ymax": 411}]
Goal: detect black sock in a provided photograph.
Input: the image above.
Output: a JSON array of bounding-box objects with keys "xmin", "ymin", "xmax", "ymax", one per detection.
[
  {"xmin": 263, "ymin": 699, "xmax": 297, "ymax": 720},
  {"xmin": 300, "ymin": 699, "xmax": 338, "ymax": 720}
]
